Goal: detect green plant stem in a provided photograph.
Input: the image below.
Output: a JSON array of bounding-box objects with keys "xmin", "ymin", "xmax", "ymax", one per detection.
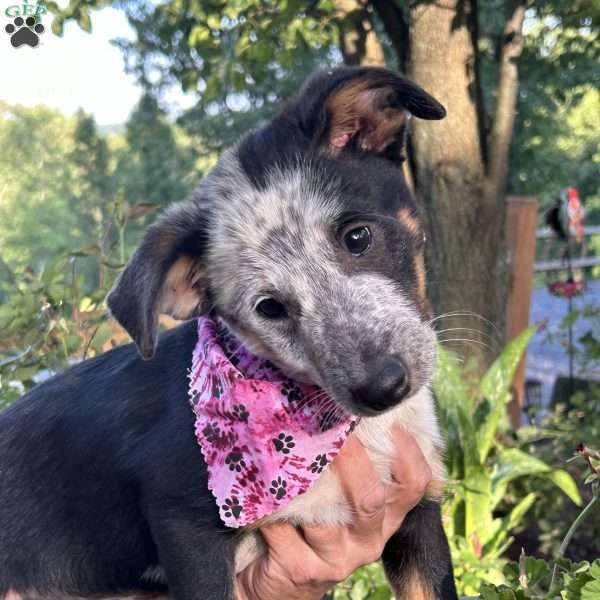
[
  {"xmin": 119, "ymin": 224, "xmax": 126, "ymax": 266},
  {"xmin": 550, "ymin": 494, "xmax": 599, "ymax": 590}
]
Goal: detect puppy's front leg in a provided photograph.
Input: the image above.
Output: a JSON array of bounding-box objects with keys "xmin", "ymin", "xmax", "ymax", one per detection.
[
  {"xmin": 382, "ymin": 499, "xmax": 458, "ymax": 600},
  {"xmin": 150, "ymin": 513, "xmax": 236, "ymax": 600}
]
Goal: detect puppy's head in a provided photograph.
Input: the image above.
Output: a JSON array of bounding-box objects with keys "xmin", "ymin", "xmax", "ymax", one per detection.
[{"xmin": 108, "ymin": 67, "xmax": 446, "ymax": 417}]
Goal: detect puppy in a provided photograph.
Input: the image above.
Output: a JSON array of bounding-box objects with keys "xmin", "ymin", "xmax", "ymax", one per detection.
[{"xmin": 0, "ymin": 67, "xmax": 457, "ymax": 600}]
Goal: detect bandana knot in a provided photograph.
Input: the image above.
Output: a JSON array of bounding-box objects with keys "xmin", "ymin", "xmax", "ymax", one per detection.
[{"xmin": 188, "ymin": 317, "xmax": 357, "ymax": 527}]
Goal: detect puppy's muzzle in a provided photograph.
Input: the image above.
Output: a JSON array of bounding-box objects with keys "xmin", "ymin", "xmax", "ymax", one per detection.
[{"xmin": 352, "ymin": 357, "xmax": 411, "ymax": 414}]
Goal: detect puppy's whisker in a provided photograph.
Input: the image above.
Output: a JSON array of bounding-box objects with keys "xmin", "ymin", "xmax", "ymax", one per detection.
[
  {"xmin": 437, "ymin": 337, "xmax": 496, "ymax": 355},
  {"xmin": 434, "ymin": 327, "xmax": 499, "ymax": 351},
  {"xmin": 429, "ymin": 311, "xmax": 503, "ymax": 341},
  {"xmin": 289, "ymin": 391, "xmax": 330, "ymax": 415}
]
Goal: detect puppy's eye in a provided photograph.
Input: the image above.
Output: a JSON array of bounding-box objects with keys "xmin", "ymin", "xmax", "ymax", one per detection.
[
  {"xmin": 343, "ymin": 226, "xmax": 372, "ymax": 256},
  {"xmin": 256, "ymin": 298, "xmax": 287, "ymax": 319}
]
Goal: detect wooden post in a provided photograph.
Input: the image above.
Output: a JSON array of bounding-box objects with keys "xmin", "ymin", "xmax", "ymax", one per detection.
[{"xmin": 505, "ymin": 197, "xmax": 538, "ymax": 428}]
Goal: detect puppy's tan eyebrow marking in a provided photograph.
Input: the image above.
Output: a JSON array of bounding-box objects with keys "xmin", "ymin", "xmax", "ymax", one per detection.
[
  {"xmin": 396, "ymin": 207, "xmax": 421, "ymax": 236},
  {"xmin": 414, "ymin": 253, "xmax": 428, "ymax": 317}
]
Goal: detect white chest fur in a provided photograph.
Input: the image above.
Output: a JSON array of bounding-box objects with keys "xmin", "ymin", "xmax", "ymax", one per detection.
[{"xmin": 234, "ymin": 386, "xmax": 444, "ymax": 573}]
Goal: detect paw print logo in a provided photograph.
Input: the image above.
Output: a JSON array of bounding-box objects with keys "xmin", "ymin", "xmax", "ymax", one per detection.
[
  {"xmin": 269, "ymin": 476, "xmax": 288, "ymax": 500},
  {"xmin": 281, "ymin": 381, "xmax": 302, "ymax": 403},
  {"xmin": 221, "ymin": 497, "xmax": 242, "ymax": 519},
  {"xmin": 202, "ymin": 422, "xmax": 220, "ymax": 443},
  {"xmin": 309, "ymin": 454, "xmax": 328, "ymax": 474},
  {"xmin": 5, "ymin": 17, "xmax": 44, "ymax": 48},
  {"xmin": 272, "ymin": 433, "xmax": 295, "ymax": 454},
  {"xmin": 225, "ymin": 450, "xmax": 246, "ymax": 472},
  {"xmin": 232, "ymin": 404, "xmax": 249, "ymax": 423}
]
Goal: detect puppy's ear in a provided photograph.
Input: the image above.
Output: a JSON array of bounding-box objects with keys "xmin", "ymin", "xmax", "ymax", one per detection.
[
  {"xmin": 107, "ymin": 202, "xmax": 210, "ymax": 359},
  {"xmin": 294, "ymin": 67, "xmax": 446, "ymax": 162}
]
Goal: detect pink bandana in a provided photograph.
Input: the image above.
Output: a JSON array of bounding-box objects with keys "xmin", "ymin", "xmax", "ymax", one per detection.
[{"xmin": 188, "ymin": 317, "xmax": 357, "ymax": 528}]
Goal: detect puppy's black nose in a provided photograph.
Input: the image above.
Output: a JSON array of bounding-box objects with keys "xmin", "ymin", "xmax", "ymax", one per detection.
[{"xmin": 353, "ymin": 358, "xmax": 411, "ymax": 413}]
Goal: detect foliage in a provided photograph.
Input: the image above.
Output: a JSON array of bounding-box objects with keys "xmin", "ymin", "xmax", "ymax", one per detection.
[
  {"xmin": 0, "ymin": 102, "xmax": 199, "ymax": 405},
  {"xmin": 46, "ymin": 1, "xmax": 600, "ymax": 207},
  {"xmin": 508, "ymin": 17, "xmax": 600, "ymax": 205},
  {"xmin": 328, "ymin": 562, "xmax": 392, "ymax": 600},
  {"xmin": 434, "ymin": 328, "xmax": 582, "ymax": 596},
  {"xmin": 480, "ymin": 445, "xmax": 600, "ymax": 599},
  {"xmin": 0, "ymin": 194, "xmax": 152, "ymax": 407},
  {"xmin": 516, "ymin": 384, "xmax": 600, "ymax": 562},
  {"xmin": 0, "ymin": 104, "xmax": 84, "ymax": 271},
  {"xmin": 117, "ymin": 94, "xmax": 198, "ymax": 207},
  {"xmin": 480, "ymin": 556, "xmax": 600, "ymax": 600}
]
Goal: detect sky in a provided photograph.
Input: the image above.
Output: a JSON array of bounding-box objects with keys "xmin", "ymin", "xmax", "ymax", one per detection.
[{"xmin": 0, "ymin": 5, "xmax": 192, "ymax": 126}]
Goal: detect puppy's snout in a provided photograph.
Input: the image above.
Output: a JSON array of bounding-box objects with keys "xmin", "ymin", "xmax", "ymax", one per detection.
[{"xmin": 353, "ymin": 357, "xmax": 411, "ymax": 413}]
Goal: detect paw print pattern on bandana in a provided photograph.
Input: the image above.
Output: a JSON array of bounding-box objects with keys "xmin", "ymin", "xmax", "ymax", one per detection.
[
  {"xmin": 189, "ymin": 317, "xmax": 358, "ymax": 528},
  {"xmin": 272, "ymin": 433, "xmax": 295, "ymax": 454},
  {"xmin": 309, "ymin": 454, "xmax": 329, "ymax": 474},
  {"xmin": 281, "ymin": 381, "xmax": 302, "ymax": 403},
  {"xmin": 269, "ymin": 476, "xmax": 288, "ymax": 500},
  {"xmin": 225, "ymin": 450, "xmax": 246, "ymax": 472},
  {"xmin": 202, "ymin": 422, "xmax": 220, "ymax": 443},
  {"xmin": 221, "ymin": 497, "xmax": 242, "ymax": 519},
  {"xmin": 232, "ymin": 404, "xmax": 249, "ymax": 423}
]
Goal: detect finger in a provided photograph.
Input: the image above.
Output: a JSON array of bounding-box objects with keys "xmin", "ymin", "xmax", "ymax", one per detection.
[
  {"xmin": 388, "ymin": 427, "xmax": 432, "ymax": 502},
  {"xmin": 381, "ymin": 427, "xmax": 432, "ymax": 538},
  {"xmin": 264, "ymin": 521, "xmax": 351, "ymax": 587},
  {"xmin": 260, "ymin": 520, "xmax": 311, "ymax": 559},
  {"xmin": 331, "ymin": 434, "xmax": 387, "ymax": 536}
]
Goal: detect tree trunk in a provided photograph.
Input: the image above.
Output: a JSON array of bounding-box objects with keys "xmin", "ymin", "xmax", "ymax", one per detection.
[{"xmin": 407, "ymin": 1, "xmax": 501, "ymax": 367}]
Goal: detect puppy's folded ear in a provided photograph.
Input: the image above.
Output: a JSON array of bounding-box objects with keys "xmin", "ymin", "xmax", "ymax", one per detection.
[
  {"xmin": 293, "ymin": 67, "xmax": 446, "ymax": 162},
  {"xmin": 107, "ymin": 202, "xmax": 210, "ymax": 359}
]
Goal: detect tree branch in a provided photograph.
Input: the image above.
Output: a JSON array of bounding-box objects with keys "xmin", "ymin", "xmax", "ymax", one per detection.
[
  {"xmin": 484, "ymin": 0, "xmax": 527, "ymax": 208},
  {"xmin": 468, "ymin": 0, "xmax": 488, "ymax": 167},
  {"xmin": 370, "ymin": 0, "xmax": 410, "ymax": 71}
]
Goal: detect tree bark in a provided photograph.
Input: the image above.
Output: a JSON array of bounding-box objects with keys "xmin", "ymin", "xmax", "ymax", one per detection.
[
  {"xmin": 485, "ymin": 0, "xmax": 527, "ymax": 204},
  {"xmin": 407, "ymin": 0, "xmax": 500, "ymax": 366},
  {"xmin": 333, "ymin": 0, "xmax": 385, "ymax": 66}
]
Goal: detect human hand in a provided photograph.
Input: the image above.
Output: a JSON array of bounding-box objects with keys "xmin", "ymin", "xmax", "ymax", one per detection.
[{"xmin": 235, "ymin": 427, "xmax": 432, "ymax": 600}]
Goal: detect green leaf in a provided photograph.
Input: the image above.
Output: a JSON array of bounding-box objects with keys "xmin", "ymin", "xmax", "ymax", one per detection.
[
  {"xmin": 125, "ymin": 202, "xmax": 160, "ymax": 220},
  {"xmin": 486, "ymin": 493, "xmax": 536, "ymax": 555},
  {"xmin": 51, "ymin": 16, "xmax": 64, "ymax": 36},
  {"xmin": 90, "ymin": 321, "xmax": 112, "ymax": 354},
  {"xmin": 523, "ymin": 556, "xmax": 551, "ymax": 587},
  {"xmin": 545, "ymin": 470, "xmax": 583, "ymax": 506},
  {"xmin": 69, "ymin": 244, "xmax": 101, "ymax": 257},
  {"xmin": 78, "ymin": 8, "xmax": 92, "ymax": 33},
  {"xmin": 582, "ymin": 579, "xmax": 600, "ymax": 600},
  {"xmin": 492, "ymin": 449, "xmax": 581, "ymax": 507},
  {"xmin": 478, "ymin": 326, "xmax": 537, "ymax": 462},
  {"xmin": 41, "ymin": 257, "xmax": 68, "ymax": 287},
  {"xmin": 11, "ymin": 365, "xmax": 40, "ymax": 382},
  {"xmin": 480, "ymin": 585, "xmax": 520, "ymax": 600}
]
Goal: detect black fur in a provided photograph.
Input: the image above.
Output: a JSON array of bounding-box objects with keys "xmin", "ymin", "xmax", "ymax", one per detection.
[
  {"xmin": 0, "ymin": 322, "xmax": 238, "ymax": 598},
  {"xmin": 383, "ymin": 500, "xmax": 458, "ymax": 599}
]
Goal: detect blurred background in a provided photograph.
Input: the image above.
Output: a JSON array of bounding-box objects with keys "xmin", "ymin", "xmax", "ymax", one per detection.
[{"xmin": 0, "ymin": 1, "xmax": 599, "ymax": 597}]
